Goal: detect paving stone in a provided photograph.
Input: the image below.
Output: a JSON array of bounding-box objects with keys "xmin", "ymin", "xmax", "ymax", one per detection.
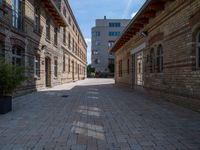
[{"xmin": 0, "ymin": 79, "xmax": 199, "ymax": 150}]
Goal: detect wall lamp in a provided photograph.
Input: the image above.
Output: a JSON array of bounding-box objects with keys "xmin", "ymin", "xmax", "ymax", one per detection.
[{"xmin": 141, "ymin": 31, "xmax": 148, "ymax": 37}]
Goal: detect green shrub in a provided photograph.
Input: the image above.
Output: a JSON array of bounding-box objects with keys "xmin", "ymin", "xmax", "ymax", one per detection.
[{"xmin": 0, "ymin": 61, "xmax": 27, "ymax": 96}]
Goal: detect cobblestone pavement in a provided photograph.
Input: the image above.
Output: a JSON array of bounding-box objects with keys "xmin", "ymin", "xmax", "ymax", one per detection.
[{"xmin": 0, "ymin": 79, "xmax": 200, "ymax": 150}]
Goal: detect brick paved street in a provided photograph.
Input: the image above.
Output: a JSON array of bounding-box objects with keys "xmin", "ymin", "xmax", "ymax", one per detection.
[{"xmin": 0, "ymin": 79, "xmax": 200, "ymax": 150}]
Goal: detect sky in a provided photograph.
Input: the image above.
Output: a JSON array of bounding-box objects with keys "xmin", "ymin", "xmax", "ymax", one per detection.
[{"xmin": 68, "ymin": 0, "xmax": 146, "ymax": 64}]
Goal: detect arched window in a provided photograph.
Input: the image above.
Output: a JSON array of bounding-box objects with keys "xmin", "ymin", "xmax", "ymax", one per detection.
[
  {"xmin": 12, "ymin": 46, "xmax": 24, "ymax": 66},
  {"xmin": 197, "ymin": 31, "xmax": 200, "ymax": 68},
  {"xmin": 150, "ymin": 48, "xmax": 155, "ymax": 73},
  {"xmin": 157, "ymin": 45, "xmax": 164, "ymax": 73}
]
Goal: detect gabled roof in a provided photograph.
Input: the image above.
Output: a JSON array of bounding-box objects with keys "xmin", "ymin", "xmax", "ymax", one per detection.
[{"xmin": 111, "ymin": 0, "xmax": 173, "ymax": 52}]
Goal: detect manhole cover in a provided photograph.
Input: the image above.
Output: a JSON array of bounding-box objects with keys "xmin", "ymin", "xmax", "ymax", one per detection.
[{"xmin": 61, "ymin": 95, "xmax": 69, "ymax": 98}]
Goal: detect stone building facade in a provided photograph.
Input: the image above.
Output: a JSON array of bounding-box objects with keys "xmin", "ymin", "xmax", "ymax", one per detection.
[
  {"xmin": 111, "ymin": 0, "xmax": 200, "ymax": 111},
  {"xmin": 0, "ymin": 0, "xmax": 87, "ymax": 94}
]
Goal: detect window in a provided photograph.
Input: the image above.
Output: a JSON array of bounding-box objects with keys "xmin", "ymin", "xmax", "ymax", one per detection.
[
  {"xmin": 54, "ymin": 27, "xmax": 58, "ymax": 46},
  {"xmin": 63, "ymin": 27, "xmax": 66, "ymax": 44},
  {"xmin": 94, "ymin": 59, "xmax": 100, "ymax": 64},
  {"xmin": 150, "ymin": 48, "xmax": 155, "ymax": 73},
  {"xmin": 92, "ymin": 31, "xmax": 100, "ymax": 37},
  {"xmin": 68, "ymin": 58, "xmax": 70, "ymax": 73},
  {"xmin": 34, "ymin": 55, "xmax": 40, "ymax": 77},
  {"xmin": 12, "ymin": 46, "xmax": 24, "ymax": 66},
  {"xmin": 197, "ymin": 31, "xmax": 200, "ymax": 68},
  {"xmin": 92, "ymin": 50, "xmax": 98, "ymax": 55},
  {"xmin": 119, "ymin": 60, "xmax": 122, "ymax": 77},
  {"xmin": 72, "ymin": 38, "xmax": 74, "ymax": 52},
  {"xmin": 109, "ymin": 32, "xmax": 120, "ymax": 37},
  {"xmin": 108, "ymin": 41, "xmax": 115, "ymax": 48},
  {"xmin": 54, "ymin": 58, "xmax": 58, "ymax": 77},
  {"xmin": 157, "ymin": 45, "xmax": 164, "ymax": 73},
  {"xmin": 127, "ymin": 59, "xmax": 130, "ymax": 74},
  {"xmin": 46, "ymin": 18, "xmax": 50, "ymax": 40},
  {"xmin": 109, "ymin": 22, "xmax": 121, "ymax": 27},
  {"xmin": 68, "ymin": 33, "xmax": 71, "ymax": 49},
  {"xmin": 69, "ymin": 17, "xmax": 71, "ymax": 25},
  {"xmin": 34, "ymin": 6, "xmax": 40, "ymax": 33},
  {"xmin": 95, "ymin": 41, "xmax": 101, "ymax": 46},
  {"xmin": 63, "ymin": 55, "xmax": 65, "ymax": 72},
  {"xmin": 12, "ymin": 0, "xmax": 23, "ymax": 31},
  {"xmin": 63, "ymin": 7, "xmax": 66, "ymax": 17}
]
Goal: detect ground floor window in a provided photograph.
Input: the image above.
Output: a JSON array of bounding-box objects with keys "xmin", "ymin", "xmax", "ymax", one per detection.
[
  {"xmin": 157, "ymin": 45, "xmax": 163, "ymax": 73},
  {"xmin": 54, "ymin": 58, "xmax": 58, "ymax": 77},
  {"xmin": 63, "ymin": 55, "xmax": 65, "ymax": 72},
  {"xmin": 68, "ymin": 58, "xmax": 70, "ymax": 73},
  {"xmin": 12, "ymin": 46, "xmax": 24, "ymax": 66},
  {"xmin": 34, "ymin": 55, "xmax": 40, "ymax": 77},
  {"xmin": 150, "ymin": 48, "xmax": 155, "ymax": 73},
  {"xmin": 127, "ymin": 59, "xmax": 130, "ymax": 74}
]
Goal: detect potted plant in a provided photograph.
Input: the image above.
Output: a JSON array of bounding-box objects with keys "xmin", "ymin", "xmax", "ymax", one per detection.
[{"xmin": 0, "ymin": 60, "xmax": 27, "ymax": 114}]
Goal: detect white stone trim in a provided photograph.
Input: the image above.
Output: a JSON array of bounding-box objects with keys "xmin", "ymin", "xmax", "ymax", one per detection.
[{"xmin": 131, "ymin": 43, "xmax": 146, "ymax": 55}]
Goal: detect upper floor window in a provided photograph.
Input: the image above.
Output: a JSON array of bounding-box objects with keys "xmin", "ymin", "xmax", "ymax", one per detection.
[
  {"xmin": 92, "ymin": 31, "xmax": 100, "ymax": 37},
  {"xmin": 12, "ymin": 46, "xmax": 24, "ymax": 66},
  {"xmin": 34, "ymin": 6, "xmax": 40, "ymax": 33},
  {"xmin": 12, "ymin": 0, "xmax": 23, "ymax": 31},
  {"xmin": 63, "ymin": 27, "xmax": 66, "ymax": 44},
  {"xmin": 109, "ymin": 22, "xmax": 121, "ymax": 27},
  {"xmin": 63, "ymin": 7, "xmax": 66, "ymax": 17},
  {"xmin": 108, "ymin": 41, "xmax": 115, "ymax": 48},
  {"xmin": 68, "ymin": 33, "xmax": 71, "ymax": 49},
  {"xmin": 46, "ymin": 18, "xmax": 50, "ymax": 40},
  {"xmin": 109, "ymin": 32, "xmax": 120, "ymax": 37},
  {"xmin": 150, "ymin": 48, "xmax": 155, "ymax": 73},
  {"xmin": 69, "ymin": 17, "xmax": 71, "ymax": 25},
  {"xmin": 157, "ymin": 45, "xmax": 164, "ymax": 73},
  {"xmin": 197, "ymin": 31, "xmax": 200, "ymax": 68},
  {"xmin": 54, "ymin": 27, "xmax": 58, "ymax": 46}
]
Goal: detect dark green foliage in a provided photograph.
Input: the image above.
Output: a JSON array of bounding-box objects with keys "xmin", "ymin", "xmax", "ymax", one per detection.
[
  {"xmin": 108, "ymin": 63, "xmax": 115, "ymax": 73},
  {"xmin": 0, "ymin": 61, "xmax": 27, "ymax": 96}
]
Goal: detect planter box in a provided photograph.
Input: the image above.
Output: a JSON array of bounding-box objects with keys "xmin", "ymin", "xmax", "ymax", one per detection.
[{"xmin": 0, "ymin": 96, "xmax": 12, "ymax": 114}]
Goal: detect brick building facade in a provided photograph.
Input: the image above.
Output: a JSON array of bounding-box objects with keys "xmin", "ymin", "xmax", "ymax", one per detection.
[
  {"xmin": 111, "ymin": 0, "xmax": 200, "ymax": 111},
  {"xmin": 0, "ymin": 0, "xmax": 87, "ymax": 94}
]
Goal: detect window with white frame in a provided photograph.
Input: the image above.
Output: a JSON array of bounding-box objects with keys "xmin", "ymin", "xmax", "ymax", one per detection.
[
  {"xmin": 34, "ymin": 55, "xmax": 40, "ymax": 77},
  {"xmin": 157, "ymin": 45, "xmax": 163, "ymax": 73},
  {"xmin": 34, "ymin": 6, "xmax": 40, "ymax": 33},
  {"xmin": 197, "ymin": 31, "xmax": 200, "ymax": 68},
  {"xmin": 12, "ymin": 0, "xmax": 23, "ymax": 31},
  {"xmin": 12, "ymin": 46, "xmax": 24, "ymax": 66}
]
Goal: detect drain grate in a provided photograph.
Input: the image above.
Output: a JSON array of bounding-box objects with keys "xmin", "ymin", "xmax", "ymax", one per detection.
[{"xmin": 61, "ymin": 95, "xmax": 69, "ymax": 98}]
